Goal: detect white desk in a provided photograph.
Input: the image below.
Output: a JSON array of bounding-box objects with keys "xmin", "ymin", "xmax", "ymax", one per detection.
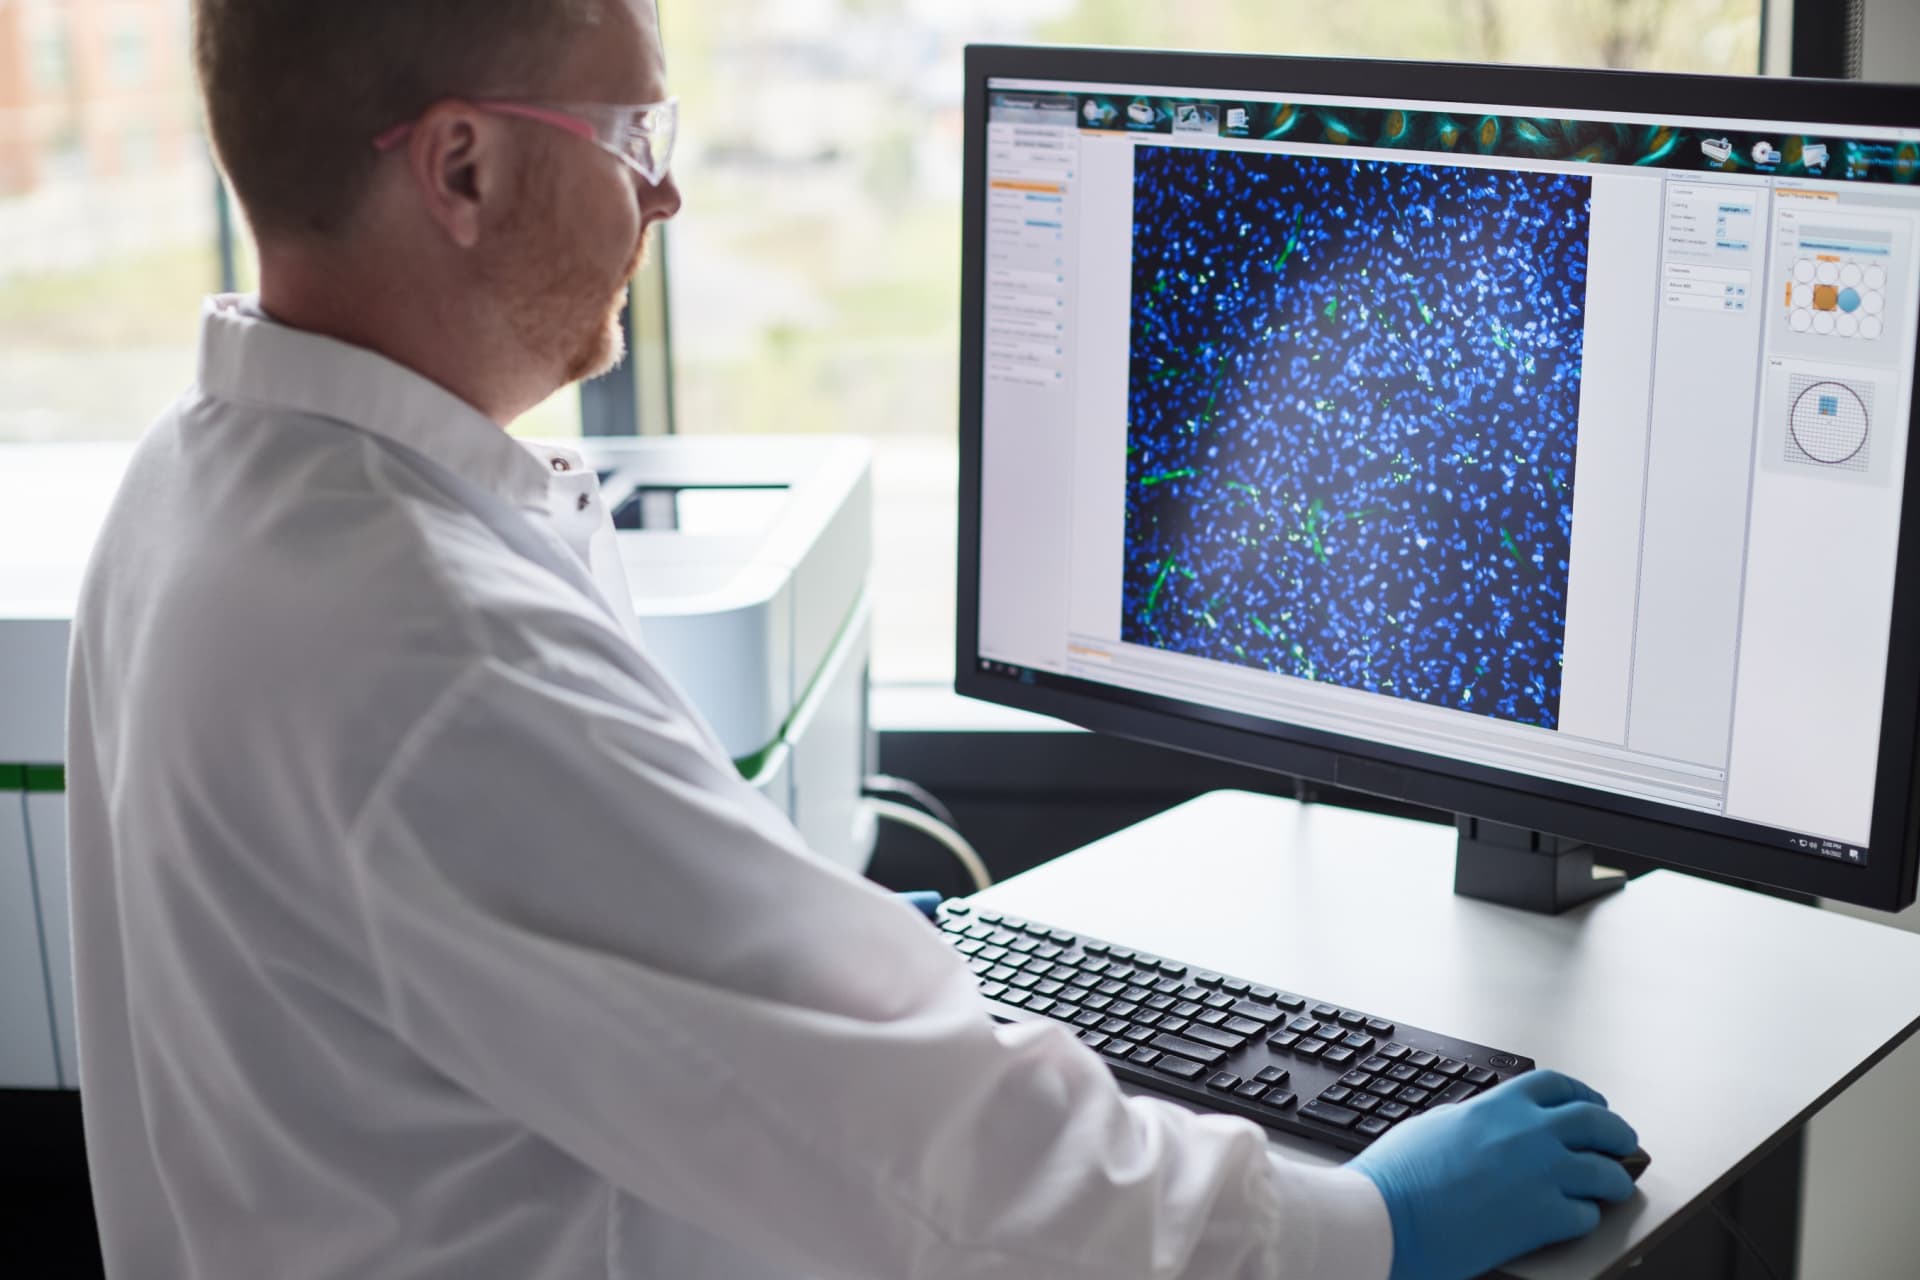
[{"xmin": 968, "ymin": 790, "xmax": 1920, "ymax": 1280}]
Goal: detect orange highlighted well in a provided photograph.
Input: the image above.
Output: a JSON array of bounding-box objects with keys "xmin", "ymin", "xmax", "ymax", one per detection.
[{"xmin": 992, "ymin": 179, "xmax": 1066, "ymax": 194}]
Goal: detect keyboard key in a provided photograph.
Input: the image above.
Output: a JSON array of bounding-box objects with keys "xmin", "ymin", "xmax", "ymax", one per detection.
[
  {"xmin": 1263, "ymin": 1089, "xmax": 1298, "ymax": 1110},
  {"xmin": 1096, "ymin": 980, "xmax": 1127, "ymax": 997},
  {"xmin": 1248, "ymin": 986, "xmax": 1278, "ymax": 1003},
  {"xmin": 1338, "ymin": 1011, "xmax": 1367, "ymax": 1028},
  {"xmin": 1099, "ymin": 1018, "xmax": 1130, "ymax": 1035},
  {"xmin": 1321, "ymin": 1086, "xmax": 1352, "ymax": 1104},
  {"xmin": 1366, "ymin": 1077, "xmax": 1400, "ymax": 1097},
  {"xmin": 1080, "ymin": 958, "xmax": 1110, "ymax": 976},
  {"xmin": 1129, "ymin": 1047, "xmax": 1162, "ymax": 1067},
  {"xmin": 1349, "ymin": 1093, "xmax": 1380, "ymax": 1114},
  {"xmin": 980, "ymin": 982, "xmax": 1008, "ymax": 1000},
  {"xmin": 1034, "ymin": 944, "xmax": 1063, "ymax": 962},
  {"xmin": 1302, "ymin": 1099, "xmax": 1359, "ymax": 1129},
  {"xmin": 1225, "ymin": 1017, "xmax": 1266, "ymax": 1037},
  {"xmin": 1399, "ymin": 1086, "xmax": 1432, "ymax": 1107},
  {"xmin": 1195, "ymin": 1009, "xmax": 1230, "ymax": 1028},
  {"xmin": 1181, "ymin": 1024, "xmax": 1246, "ymax": 1052},
  {"xmin": 1294, "ymin": 1038, "xmax": 1325, "ymax": 1059},
  {"xmin": 999, "ymin": 991, "xmax": 1031, "ymax": 1008},
  {"xmin": 1434, "ymin": 1081, "xmax": 1478, "ymax": 1106},
  {"xmin": 1207, "ymin": 1072, "xmax": 1242, "ymax": 1092},
  {"xmin": 1145, "ymin": 994, "xmax": 1178, "ymax": 1011},
  {"xmin": 1387, "ymin": 1063, "xmax": 1420, "ymax": 1083},
  {"xmin": 1068, "ymin": 972, "xmax": 1099, "ymax": 989},
  {"xmin": 1083, "ymin": 941, "xmax": 1108, "ymax": 955},
  {"xmin": 1230, "ymin": 1000, "xmax": 1285, "ymax": 1025},
  {"xmin": 1255, "ymin": 1066, "xmax": 1290, "ymax": 1085},
  {"xmin": 1311, "ymin": 1003, "xmax": 1340, "ymax": 1020},
  {"xmin": 1009, "ymin": 937, "xmax": 1041, "ymax": 954},
  {"xmin": 1025, "ymin": 999, "xmax": 1056, "ymax": 1017},
  {"xmin": 1378, "ymin": 1042, "xmax": 1411, "ymax": 1061},
  {"xmin": 1222, "ymin": 979, "xmax": 1251, "ymax": 996},
  {"xmin": 1160, "ymin": 1017, "xmax": 1191, "ymax": 1035},
  {"xmin": 1123, "ymin": 985, "xmax": 1154, "ymax": 1003},
  {"xmin": 1342, "ymin": 1034, "xmax": 1375, "ymax": 1054},
  {"xmin": 1322, "ymin": 1047, "xmax": 1356, "ymax": 1067},
  {"xmin": 1156, "ymin": 1056, "xmax": 1206, "ymax": 1081},
  {"xmin": 945, "ymin": 903, "xmax": 972, "ymax": 916},
  {"xmin": 1234, "ymin": 1081, "xmax": 1268, "ymax": 1101},
  {"xmin": 1151, "ymin": 1034, "xmax": 1226, "ymax": 1066},
  {"xmin": 1131, "ymin": 954, "xmax": 1162, "ymax": 970},
  {"xmin": 1436, "ymin": 1058, "xmax": 1468, "ymax": 1079},
  {"xmin": 1048, "ymin": 930, "xmax": 1076, "ymax": 946},
  {"xmin": 1377, "ymin": 1101, "xmax": 1412, "ymax": 1122},
  {"xmin": 1100, "ymin": 1039, "xmax": 1134, "ymax": 1059},
  {"xmin": 1287, "ymin": 1016, "xmax": 1320, "ymax": 1035},
  {"xmin": 1084, "ymin": 996, "xmax": 1113, "ymax": 1013},
  {"xmin": 1339, "ymin": 1070, "xmax": 1373, "ymax": 1089},
  {"xmin": 956, "ymin": 939, "xmax": 986, "ymax": 956},
  {"xmin": 1365, "ymin": 1019, "xmax": 1395, "ymax": 1037},
  {"xmin": 1267, "ymin": 1031, "xmax": 1300, "ymax": 1050},
  {"xmin": 1110, "ymin": 1002, "xmax": 1139, "ymax": 1020},
  {"xmin": 1073, "ymin": 1009, "xmax": 1103, "ymax": 1029},
  {"xmin": 1274, "ymin": 994, "xmax": 1307, "ymax": 1012},
  {"xmin": 1359, "ymin": 1055, "xmax": 1392, "ymax": 1073},
  {"xmin": 1408, "ymin": 1050, "xmax": 1439, "ymax": 1069},
  {"xmin": 1172, "ymin": 1001, "xmax": 1202, "ymax": 1018},
  {"xmin": 1195, "ymin": 972, "xmax": 1224, "ymax": 987},
  {"xmin": 1154, "ymin": 977, "xmax": 1185, "ymax": 995},
  {"xmin": 979, "ymin": 946, "xmax": 1007, "ymax": 963},
  {"xmin": 1123, "ymin": 1025, "xmax": 1155, "ymax": 1043},
  {"xmin": 1134, "ymin": 1011, "xmax": 1163, "ymax": 1029},
  {"xmin": 975, "ymin": 910, "xmax": 998, "ymax": 923},
  {"xmin": 1204, "ymin": 994, "xmax": 1236, "ymax": 1011},
  {"xmin": 1159, "ymin": 961, "xmax": 1188, "ymax": 978},
  {"xmin": 1416, "ymin": 1072, "xmax": 1449, "ymax": 1091},
  {"xmin": 1310, "ymin": 1022, "xmax": 1342, "ymax": 1041},
  {"xmin": 1464, "ymin": 1067, "xmax": 1498, "ymax": 1086},
  {"xmin": 1108, "ymin": 948, "xmax": 1135, "ymax": 962},
  {"xmin": 1357, "ymin": 1116, "xmax": 1392, "ymax": 1138},
  {"xmin": 1181, "ymin": 985, "xmax": 1211, "ymax": 1002},
  {"xmin": 985, "ymin": 966, "xmax": 1017, "ymax": 983},
  {"xmin": 1036, "ymin": 980, "xmax": 1065, "ymax": 997}
]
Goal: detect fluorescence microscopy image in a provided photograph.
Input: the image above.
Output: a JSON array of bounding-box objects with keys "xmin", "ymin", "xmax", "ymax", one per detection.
[{"xmin": 1122, "ymin": 148, "xmax": 1590, "ymax": 729}]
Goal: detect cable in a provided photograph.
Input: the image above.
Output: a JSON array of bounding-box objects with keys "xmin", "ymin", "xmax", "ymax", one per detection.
[
  {"xmin": 862, "ymin": 774, "xmax": 959, "ymax": 830},
  {"xmin": 865, "ymin": 798, "xmax": 993, "ymax": 893},
  {"xmin": 1707, "ymin": 1197, "xmax": 1785, "ymax": 1280}
]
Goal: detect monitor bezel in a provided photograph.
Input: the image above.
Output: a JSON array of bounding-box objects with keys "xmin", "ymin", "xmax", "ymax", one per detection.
[{"xmin": 955, "ymin": 43, "xmax": 1920, "ymax": 913}]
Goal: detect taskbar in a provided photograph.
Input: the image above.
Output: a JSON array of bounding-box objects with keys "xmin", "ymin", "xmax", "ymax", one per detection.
[{"xmin": 973, "ymin": 658, "xmax": 1871, "ymax": 869}]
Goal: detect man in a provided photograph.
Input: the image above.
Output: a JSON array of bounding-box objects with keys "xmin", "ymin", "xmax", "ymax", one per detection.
[{"xmin": 66, "ymin": 2, "xmax": 1640, "ymax": 1277}]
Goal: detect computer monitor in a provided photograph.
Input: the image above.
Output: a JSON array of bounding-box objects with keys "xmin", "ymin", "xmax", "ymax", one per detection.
[{"xmin": 955, "ymin": 46, "xmax": 1920, "ymax": 914}]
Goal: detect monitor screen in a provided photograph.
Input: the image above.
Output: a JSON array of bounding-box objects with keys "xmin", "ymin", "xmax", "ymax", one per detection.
[{"xmin": 962, "ymin": 51, "xmax": 1920, "ymax": 904}]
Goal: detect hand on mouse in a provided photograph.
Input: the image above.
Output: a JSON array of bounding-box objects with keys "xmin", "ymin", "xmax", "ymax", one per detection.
[{"xmin": 1348, "ymin": 1069, "xmax": 1640, "ymax": 1280}]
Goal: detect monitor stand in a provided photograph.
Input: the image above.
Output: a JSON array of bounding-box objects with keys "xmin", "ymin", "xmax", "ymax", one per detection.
[{"xmin": 1452, "ymin": 815, "xmax": 1628, "ymax": 915}]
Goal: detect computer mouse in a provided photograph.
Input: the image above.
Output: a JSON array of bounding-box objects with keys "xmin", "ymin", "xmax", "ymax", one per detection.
[{"xmin": 1617, "ymin": 1146, "xmax": 1652, "ymax": 1182}]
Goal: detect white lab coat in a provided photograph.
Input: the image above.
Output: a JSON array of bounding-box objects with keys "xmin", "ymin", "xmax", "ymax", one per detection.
[{"xmin": 63, "ymin": 296, "xmax": 1393, "ymax": 1279}]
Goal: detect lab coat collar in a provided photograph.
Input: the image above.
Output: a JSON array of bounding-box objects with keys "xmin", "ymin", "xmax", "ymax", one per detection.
[{"xmin": 195, "ymin": 294, "xmax": 555, "ymax": 513}]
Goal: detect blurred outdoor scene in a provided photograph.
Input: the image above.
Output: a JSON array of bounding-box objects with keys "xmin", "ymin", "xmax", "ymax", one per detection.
[{"xmin": 0, "ymin": 0, "xmax": 1763, "ymax": 679}]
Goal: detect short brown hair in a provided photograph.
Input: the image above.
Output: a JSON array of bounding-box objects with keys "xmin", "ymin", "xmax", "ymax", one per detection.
[{"xmin": 193, "ymin": 1, "xmax": 603, "ymax": 239}]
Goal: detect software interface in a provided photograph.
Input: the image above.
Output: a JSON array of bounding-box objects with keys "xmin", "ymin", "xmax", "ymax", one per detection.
[{"xmin": 974, "ymin": 77, "xmax": 1920, "ymax": 865}]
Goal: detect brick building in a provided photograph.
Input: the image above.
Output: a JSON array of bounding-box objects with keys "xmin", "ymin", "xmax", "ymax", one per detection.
[{"xmin": 0, "ymin": 0, "xmax": 196, "ymax": 197}]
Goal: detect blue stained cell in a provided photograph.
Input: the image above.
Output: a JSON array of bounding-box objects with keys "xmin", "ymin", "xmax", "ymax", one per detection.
[
  {"xmin": 1120, "ymin": 148, "xmax": 1590, "ymax": 730},
  {"xmin": 1838, "ymin": 287, "xmax": 1862, "ymax": 313},
  {"xmin": 1819, "ymin": 394, "xmax": 1840, "ymax": 416}
]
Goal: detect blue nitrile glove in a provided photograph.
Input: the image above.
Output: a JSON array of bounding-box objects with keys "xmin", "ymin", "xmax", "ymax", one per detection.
[
  {"xmin": 1348, "ymin": 1069, "xmax": 1639, "ymax": 1280},
  {"xmin": 897, "ymin": 890, "xmax": 943, "ymax": 920}
]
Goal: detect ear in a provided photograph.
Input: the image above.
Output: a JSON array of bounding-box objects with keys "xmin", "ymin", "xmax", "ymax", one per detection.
[{"xmin": 404, "ymin": 101, "xmax": 497, "ymax": 250}]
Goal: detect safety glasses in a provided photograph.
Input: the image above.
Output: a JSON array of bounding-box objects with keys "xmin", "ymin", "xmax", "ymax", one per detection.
[{"xmin": 374, "ymin": 98, "xmax": 678, "ymax": 187}]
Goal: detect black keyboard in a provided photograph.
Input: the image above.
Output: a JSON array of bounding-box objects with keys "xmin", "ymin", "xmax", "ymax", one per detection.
[{"xmin": 937, "ymin": 901, "xmax": 1532, "ymax": 1152}]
